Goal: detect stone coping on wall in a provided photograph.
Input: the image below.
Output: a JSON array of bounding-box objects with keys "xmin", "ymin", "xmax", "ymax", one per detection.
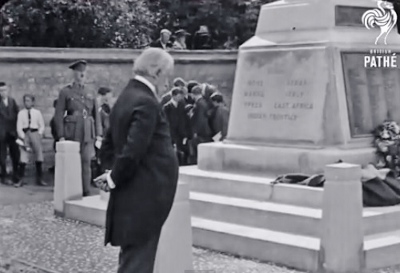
[{"xmin": 0, "ymin": 47, "xmax": 238, "ymax": 64}]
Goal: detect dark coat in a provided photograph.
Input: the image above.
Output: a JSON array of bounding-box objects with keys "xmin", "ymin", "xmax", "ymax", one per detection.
[
  {"xmin": 99, "ymin": 79, "xmax": 179, "ymax": 247},
  {"xmin": 191, "ymin": 97, "xmax": 212, "ymax": 139},
  {"xmin": 162, "ymin": 100, "xmax": 190, "ymax": 146},
  {"xmin": 99, "ymin": 103, "xmax": 111, "ymax": 134},
  {"xmin": 0, "ymin": 97, "xmax": 19, "ymax": 141},
  {"xmin": 210, "ymin": 105, "xmax": 230, "ymax": 140},
  {"xmin": 150, "ymin": 39, "xmax": 173, "ymax": 49}
]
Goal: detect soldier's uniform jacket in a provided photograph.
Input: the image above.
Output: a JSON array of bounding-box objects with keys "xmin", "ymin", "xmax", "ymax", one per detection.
[{"xmin": 54, "ymin": 83, "xmax": 102, "ymax": 143}]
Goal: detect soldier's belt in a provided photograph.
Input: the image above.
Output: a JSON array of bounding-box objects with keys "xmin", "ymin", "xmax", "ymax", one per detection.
[{"xmin": 67, "ymin": 110, "xmax": 92, "ymax": 119}]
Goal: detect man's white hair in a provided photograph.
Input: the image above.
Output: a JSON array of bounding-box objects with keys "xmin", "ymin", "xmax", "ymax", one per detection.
[{"xmin": 133, "ymin": 48, "xmax": 174, "ymax": 79}]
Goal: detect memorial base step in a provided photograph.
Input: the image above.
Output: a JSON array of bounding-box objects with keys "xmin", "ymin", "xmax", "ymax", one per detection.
[
  {"xmin": 197, "ymin": 142, "xmax": 375, "ymax": 175},
  {"xmin": 193, "ymin": 217, "xmax": 400, "ymax": 271},
  {"xmin": 192, "ymin": 217, "xmax": 320, "ymax": 272},
  {"xmin": 64, "ymin": 196, "xmax": 106, "ymax": 227},
  {"xmin": 180, "ymin": 165, "xmax": 324, "ymax": 208},
  {"xmin": 183, "ymin": 166, "xmax": 400, "ymax": 271}
]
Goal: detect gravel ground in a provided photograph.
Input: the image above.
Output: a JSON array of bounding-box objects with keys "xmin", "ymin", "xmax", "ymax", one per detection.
[
  {"xmin": 0, "ymin": 202, "xmax": 302, "ymax": 273},
  {"xmin": 0, "ymin": 201, "xmax": 399, "ymax": 273}
]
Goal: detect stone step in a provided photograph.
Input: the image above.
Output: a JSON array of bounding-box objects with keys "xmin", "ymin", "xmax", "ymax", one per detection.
[
  {"xmin": 191, "ymin": 192, "xmax": 400, "ymax": 237},
  {"xmin": 365, "ymin": 230, "xmax": 400, "ymax": 270},
  {"xmin": 64, "ymin": 196, "xmax": 106, "ymax": 227},
  {"xmin": 364, "ymin": 206, "xmax": 400, "ymax": 236},
  {"xmin": 191, "ymin": 217, "xmax": 320, "ymax": 272},
  {"xmin": 180, "ymin": 166, "xmax": 324, "ymax": 208},
  {"xmin": 190, "ymin": 192, "xmax": 321, "ymax": 237}
]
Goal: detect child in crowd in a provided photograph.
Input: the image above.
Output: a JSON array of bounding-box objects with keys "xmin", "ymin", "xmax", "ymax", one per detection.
[
  {"xmin": 16, "ymin": 94, "xmax": 46, "ymax": 187},
  {"xmin": 210, "ymin": 92, "xmax": 230, "ymax": 141}
]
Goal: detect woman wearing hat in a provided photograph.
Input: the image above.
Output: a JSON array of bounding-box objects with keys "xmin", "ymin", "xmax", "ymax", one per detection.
[
  {"xmin": 193, "ymin": 25, "xmax": 213, "ymax": 50},
  {"xmin": 172, "ymin": 29, "xmax": 190, "ymax": 50}
]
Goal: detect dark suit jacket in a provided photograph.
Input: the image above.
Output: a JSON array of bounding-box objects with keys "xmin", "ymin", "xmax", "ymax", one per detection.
[
  {"xmin": 191, "ymin": 97, "xmax": 212, "ymax": 139},
  {"xmin": 100, "ymin": 79, "xmax": 179, "ymax": 247},
  {"xmin": 0, "ymin": 97, "xmax": 19, "ymax": 141},
  {"xmin": 150, "ymin": 39, "xmax": 173, "ymax": 49},
  {"xmin": 162, "ymin": 100, "xmax": 190, "ymax": 146},
  {"xmin": 211, "ymin": 105, "xmax": 229, "ymax": 140}
]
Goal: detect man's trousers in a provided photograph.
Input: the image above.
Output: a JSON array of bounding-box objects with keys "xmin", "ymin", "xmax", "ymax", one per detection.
[
  {"xmin": 117, "ymin": 233, "xmax": 161, "ymax": 273},
  {"xmin": 81, "ymin": 141, "xmax": 95, "ymax": 196},
  {"xmin": 0, "ymin": 134, "xmax": 20, "ymax": 181}
]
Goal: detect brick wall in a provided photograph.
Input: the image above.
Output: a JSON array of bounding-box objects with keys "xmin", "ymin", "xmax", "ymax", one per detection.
[{"xmin": 0, "ymin": 47, "xmax": 238, "ymax": 167}]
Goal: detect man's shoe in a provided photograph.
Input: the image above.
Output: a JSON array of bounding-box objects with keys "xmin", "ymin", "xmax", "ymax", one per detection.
[
  {"xmin": 14, "ymin": 180, "xmax": 22, "ymax": 188},
  {"xmin": 36, "ymin": 179, "xmax": 48, "ymax": 186}
]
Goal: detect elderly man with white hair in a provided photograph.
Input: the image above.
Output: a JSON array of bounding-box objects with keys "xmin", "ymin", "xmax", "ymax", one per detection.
[
  {"xmin": 150, "ymin": 29, "xmax": 173, "ymax": 49},
  {"xmin": 95, "ymin": 48, "xmax": 179, "ymax": 273}
]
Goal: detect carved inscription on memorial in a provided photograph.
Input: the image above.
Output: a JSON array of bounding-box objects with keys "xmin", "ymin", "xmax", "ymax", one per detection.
[
  {"xmin": 244, "ymin": 77, "xmax": 315, "ymax": 123},
  {"xmin": 335, "ymin": 6, "xmax": 371, "ymax": 27},
  {"xmin": 342, "ymin": 52, "xmax": 400, "ymax": 137},
  {"xmin": 228, "ymin": 49, "xmax": 328, "ymax": 142}
]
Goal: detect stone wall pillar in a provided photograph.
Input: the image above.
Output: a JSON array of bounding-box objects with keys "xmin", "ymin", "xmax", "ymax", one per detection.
[
  {"xmin": 153, "ymin": 181, "xmax": 194, "ymax": 273},
  {"xmin": 319, "ymin": 163, "xmax": 364, "ymax": 273},
  {"xmin": 53, "ymin": 141, "xmax": 82, "ymax": 216}
]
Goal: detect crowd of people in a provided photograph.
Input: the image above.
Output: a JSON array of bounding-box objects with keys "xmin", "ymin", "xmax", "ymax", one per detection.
[
  {"xmin": 149, "ymin": 26, "xmax": 215, "ymax": 50},
  {"xmin": 160, "ymin": 77, "xmax": 230, "ymax": 166},
  {"xmin": 0, "ymin": 60, "xmax": 230, "ymax": 191},
  {"xmin": 0, "ymin": 84, "xmax": 47, "ymax": 187}
]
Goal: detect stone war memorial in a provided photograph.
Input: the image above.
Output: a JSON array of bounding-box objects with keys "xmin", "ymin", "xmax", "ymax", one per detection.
[{"xmin": 180, "ymin": 0, "xmax": 400, "ymax": 272}]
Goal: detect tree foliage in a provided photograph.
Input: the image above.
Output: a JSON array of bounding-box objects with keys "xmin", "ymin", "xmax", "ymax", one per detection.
[
  {"xmin": 148, "ymin": 0, "xmax": 274, "ymax": 48},
  {"xmin": 0, "ymin": 0, "xmax": 274, "ymax": 48},
  {"xmin": 0, "ymin": 0, "xmax": 156, "ymax": 48}
]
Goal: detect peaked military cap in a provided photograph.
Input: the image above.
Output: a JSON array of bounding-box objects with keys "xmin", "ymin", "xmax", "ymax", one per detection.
[
  {"xmin": 69, "ymin": 60, "xmax": 87, "ymax": 71},
  {"xmin": 0, "ymin": 82, "xmax": 6, "ymax": 87}
]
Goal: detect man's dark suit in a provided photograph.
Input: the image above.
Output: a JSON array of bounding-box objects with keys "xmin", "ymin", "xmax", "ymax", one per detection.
[
  {"xmin": 191, "ymin": 97, "xmax": 212, "ymax": 140},
  {"xmin": 99, "ymin": 79, "xmax": 179, "ymax": 273},
  {"xmin": 150, "ymin": 39, "xmax": 172, "ymax": 49},
  {"xmin": 0, "ymin": 97, "xmax": 20, "ymax": 181},
  {"xmin": 163, "ymin": 100, "xmax": 191, "ymax": 165},
  {"xmin": 189, "ymin": 97, "xmax": 213, "ymax": 164}
]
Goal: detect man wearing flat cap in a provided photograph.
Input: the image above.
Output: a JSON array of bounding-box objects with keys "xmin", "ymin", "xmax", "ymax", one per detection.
[
  {"xmin": 150, "ymin": 29, "xmax": 173, "ymax": 50},
  {"xmin": 172, "ymin": 29, "xmax": 190, "ymax": 50},
  {"xmin": 54, "ymin": 60, "xmax": 102, "ymax": 196}
]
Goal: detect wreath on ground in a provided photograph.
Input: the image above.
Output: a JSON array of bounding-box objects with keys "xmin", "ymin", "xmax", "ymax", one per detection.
[{"xmin": 372, "ymin": 120, "xmax": 400, "ymax": 176}]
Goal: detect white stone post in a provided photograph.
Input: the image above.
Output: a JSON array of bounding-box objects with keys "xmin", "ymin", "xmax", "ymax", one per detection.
[
  {"xmin": 53, "ymin": 141, "xmax": 82, "ymax": 216},
  {"xmin": 319, "ymin": 163, "xmax": 364, "ymax": 273},
  {"xmin": 153, "ymin": 181, "xmax": 194, "ymax": 273}
]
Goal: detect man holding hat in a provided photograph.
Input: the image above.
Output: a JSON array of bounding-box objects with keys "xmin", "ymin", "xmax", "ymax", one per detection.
[
  {"xmin": 172, "ymin": 29, "xmax": 190, "ymax": 50},
  {"xmin": 54, "ymin": 60, "xmax": 102, "ymax": 196},
  {"xmin": 150, "ymin": 29, "xmax": 173, "ymax": 50}
]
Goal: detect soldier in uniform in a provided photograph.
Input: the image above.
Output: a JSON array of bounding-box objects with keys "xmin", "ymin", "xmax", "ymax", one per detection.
[{"xmin": 54, "ymin": 60, "xmax": 102, "ymax": 196}]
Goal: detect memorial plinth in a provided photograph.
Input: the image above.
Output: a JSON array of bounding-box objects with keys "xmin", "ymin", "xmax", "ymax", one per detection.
[
  {"xmin": 199, "ymin": 0, "xmax": 400, "ymax": 175},
  {"xmin": 185, "ymin": 0, "xmax": 400, "ymax": 272}
]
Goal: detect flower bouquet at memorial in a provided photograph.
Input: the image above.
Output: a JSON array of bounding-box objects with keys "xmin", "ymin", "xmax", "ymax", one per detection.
[{"xmin": 372, "ymin": 120, "xmax": 400, "ymax": 176}]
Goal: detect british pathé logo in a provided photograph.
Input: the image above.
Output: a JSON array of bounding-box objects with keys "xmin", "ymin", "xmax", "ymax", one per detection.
[
  {"xmin": 362, "ymin": 0, "xmax": 397, "ymax": 45},
  {"xmin": 364, "ymin": 49, "xmax": 397, "ymax": 68}
]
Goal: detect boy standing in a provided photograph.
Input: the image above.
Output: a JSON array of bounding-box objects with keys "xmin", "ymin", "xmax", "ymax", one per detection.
[
  {"xmin": 210, "ymin": 92, "xmax": 230, "ymax": 141},
  {"xmin": 16, "ymin": 94, "xmax": 46, "ymax": 187}
]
